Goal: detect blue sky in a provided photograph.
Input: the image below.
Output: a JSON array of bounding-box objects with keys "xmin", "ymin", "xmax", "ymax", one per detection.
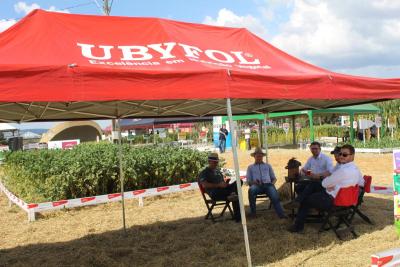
[{"xmin": 1, "ymin": 0, "xmax": 400, "ymax": 129}]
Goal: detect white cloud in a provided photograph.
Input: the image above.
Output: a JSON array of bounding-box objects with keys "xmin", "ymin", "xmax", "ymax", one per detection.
[
  {"xmin": 203, "ymin": 8, "xmax": 268, "ymax": 38},
  {"xmin": 14, "ymin": 1, "xmax": 69, "ymax": 15},
  {"xmin": 266, "ymin": 0, "xmax": 400, "ymax": 77},
  {"xmin": 0, "ymin": 19, "xmax": 17, "ymax": 32},
  {"xmin": 14, "ymin": 1, "xmax": 40, "ymax": 15},
  {"xmin": 203, "ymin": 2, "xmax": 400, "ymax": 77},
  {"xmin": 47, "ymin": 5, "xmax": 70, "ymax": 13}
]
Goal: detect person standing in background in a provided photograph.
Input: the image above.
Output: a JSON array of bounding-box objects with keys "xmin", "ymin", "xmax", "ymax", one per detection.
[{"xmin": 219, "ymin": 125, "xmax": 228, "ymax": 153}]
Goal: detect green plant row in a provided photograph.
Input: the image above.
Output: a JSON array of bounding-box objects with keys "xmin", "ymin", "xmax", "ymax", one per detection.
[
  {"xmin": 352, "ymin": 137, "xmax": 400, "ymax": 148},
  {"xmin": 264, "ymin": 125, "xmax": 344, "ymax": 145},
  {"xmin": 2, "ymin": 143, "xmax": 213, "ymax": 203}
]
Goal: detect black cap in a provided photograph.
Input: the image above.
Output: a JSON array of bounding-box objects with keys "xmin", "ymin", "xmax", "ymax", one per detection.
[{"xmin": 330, "ymin": 146, "xmax": 341, "ymax": 155}]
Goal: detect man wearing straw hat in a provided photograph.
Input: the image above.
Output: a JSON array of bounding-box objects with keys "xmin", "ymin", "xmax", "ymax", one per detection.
[
  {"xmin": 246, "ymin": 147, "xmax": 287, "ymax": 219},
  {"xmin": 199, "ymin": 152, "xmax": 241, "ymax": 222}
]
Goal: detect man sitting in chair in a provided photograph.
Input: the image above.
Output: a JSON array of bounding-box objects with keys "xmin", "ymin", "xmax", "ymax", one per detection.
[
  {"xmin": 247, "ymin": 147, "xmax": 287, "ymax": 219},
  {"xmin": 284, "ymin": 141, "xmax": 334, "ymax": 210},
  {"xmin": 288, "ymin": 144, "xmax": 362, "ymax": 233},
  {"xmin": 199, "ymin": 153, "xmax": 241, "ymax": 222}
]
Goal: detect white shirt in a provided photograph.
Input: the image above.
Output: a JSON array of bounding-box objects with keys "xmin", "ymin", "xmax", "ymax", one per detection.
[
  {"xmin": 303, "ymin": 153, "xmax": 334, "ymax": 175},
  {"xmin": 331, "ymin": 163, "xmax": 365, "ymax": 187},
  {"xmin": 244, "ymin": 128, "xmax": 250, "ymax": 139},
  {"xmin": 332, "ymin": 163, "xmax": 341, "ymax": 173},
  {"xmin": 322, "ymin": 161, "xmax": 362, "ymax": 198}
]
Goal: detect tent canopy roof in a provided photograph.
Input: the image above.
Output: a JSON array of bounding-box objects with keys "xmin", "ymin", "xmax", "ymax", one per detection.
[{"xmin": 0, "ymin": 10, "xmax": 399, "ymax": 122}]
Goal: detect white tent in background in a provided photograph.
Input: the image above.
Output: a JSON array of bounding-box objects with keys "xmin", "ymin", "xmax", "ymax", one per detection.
[
  {"xmin": 0, "ymin": 123, "xmax": 16, "ymax": 131},
  {"xmin": 21, "ymin": 131, "xmax": 41, "ymax": 139}
]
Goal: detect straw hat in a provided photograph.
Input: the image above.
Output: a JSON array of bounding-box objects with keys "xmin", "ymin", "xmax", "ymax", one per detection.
[
  {"xmin": 251, "ymin": 147, "xmax": 266, "ymax": 157},
  {"xmin": 208, "ymin": 152, "xmax": 219, "ymax": 162}
]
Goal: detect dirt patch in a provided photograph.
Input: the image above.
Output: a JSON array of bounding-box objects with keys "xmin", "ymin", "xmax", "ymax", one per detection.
[{"xmin": 0, "ymin": 149, "xmax": 398, "ymax": 266}]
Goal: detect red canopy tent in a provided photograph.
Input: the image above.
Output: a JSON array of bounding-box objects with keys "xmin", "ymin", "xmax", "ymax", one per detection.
[
  {"xmin": 0, "ymin": 10, "xmax": 399, "ymax": 122},
  {"xmin": 1, "ymin": 10, "xmax": 400, "ymax": 266}
]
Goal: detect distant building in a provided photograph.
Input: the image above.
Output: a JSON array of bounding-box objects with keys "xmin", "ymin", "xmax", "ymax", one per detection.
[{"xmin": 40, "ymin": 121, "xmax": 103, "ymax": 143}]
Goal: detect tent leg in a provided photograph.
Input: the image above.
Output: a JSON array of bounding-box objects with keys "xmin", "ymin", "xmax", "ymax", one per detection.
[
  {"xmin": 116, "ymin": 118, "xmax": 127, "ymax": 234},
  {"xmin": 226, "ymin": 98, "xmax": 252, "ymax": 267},
  {"xmin": 349, "ymin": 112, "xmax": 355, "ymax": 143},
  {"xmin": 308, "ymin": 111, "xmax": 314, "ymax": 142},
  {"xmin": 263, "ymin": 114, "xmax": 269, "ymax": 162},
  {"xmin": 291, "ymin": 116, "xmax": 296, "ymax": 145}
]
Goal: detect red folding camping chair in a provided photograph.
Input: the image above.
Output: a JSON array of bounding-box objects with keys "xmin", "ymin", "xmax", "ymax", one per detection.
[
  {"xmin": 348, "ymin": 175, "xmax": 373, "ymax": 225},
  {"xmin": 198, "ymin": 181, "xmax": 234, "ymax": 222},
  {"xmin": 319, "ymin": 185, "xmax": 359, "ymax": 239}
]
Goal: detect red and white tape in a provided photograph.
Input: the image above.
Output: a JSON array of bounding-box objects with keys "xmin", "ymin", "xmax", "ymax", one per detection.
[
  {"xmin": 372, "ymin": 248, "xmax": 400, "ymax": 267},
  {"xmin": 26, "ymin": 182, "xmax": 199, "ymax": 213},
  {"xmin": 0, "ymin": 169, "xmax": 392, "ymax": 222},
  {"xmin": 370, "ymin": 185, "xmax": 393, "ymax": 195},
  {"xmin": 0, "ymin": 180, "xmax": 28, "ymax": 212}
]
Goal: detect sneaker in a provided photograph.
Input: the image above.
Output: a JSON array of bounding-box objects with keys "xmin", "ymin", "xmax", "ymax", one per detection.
[
  {"xmin": 283, "ymin": 200, "xmax": 300, "ymax": 210},
  {"xmin": 287, "ymin": 225, "xmax": 304, "ymax": 234}
]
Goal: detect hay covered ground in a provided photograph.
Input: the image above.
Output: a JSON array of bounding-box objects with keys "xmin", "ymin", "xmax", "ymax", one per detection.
[{"xmin": 0, "ymin": 148, "xmax": 399, "ymax": 266}]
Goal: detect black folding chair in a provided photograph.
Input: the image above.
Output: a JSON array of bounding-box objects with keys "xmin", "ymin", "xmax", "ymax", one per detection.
[
  {"xmin": 348, "ymin": 175, "xmax": 373, "ymax": 225},
  {"xmin": 319, "ymin": 185, "xmax": 359, "ymax": 240},
  {"xmin": 198, "ymin": 182, "xmax": 234, "ymax": 222},
  {"xmin": 255, "ymin": 194, "xmax": 272, "ymax": 211}
]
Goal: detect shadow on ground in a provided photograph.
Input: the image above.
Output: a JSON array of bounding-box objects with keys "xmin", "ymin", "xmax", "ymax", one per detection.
[{"xmin": 0, "ymin": 195, "xmax": 393, "ymax": 267}]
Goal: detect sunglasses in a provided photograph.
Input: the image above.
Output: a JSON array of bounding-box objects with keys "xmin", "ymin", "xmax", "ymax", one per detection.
[{"xmin": 339, "ymin": 152, "xmax": 352, "ymax": 157}]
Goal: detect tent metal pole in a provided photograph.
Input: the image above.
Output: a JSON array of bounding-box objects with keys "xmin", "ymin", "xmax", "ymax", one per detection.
[
  {"xmin": 349, "ymin": 112, "xmax": 355, "ymax": 143},
  {"xmin": 116, "ymin": 118, "xmax": 127, "ymax": 234},
  {"xmin": 226, "ymin": 98, "xmax": 252, "ymax": 267},
  {"xmin": 263, "ymin": 114, "xmax": 269, "ymax": 162},
  {"xmin": 308, "ymin": 111, "xmax": 314, "ymax": 142}
]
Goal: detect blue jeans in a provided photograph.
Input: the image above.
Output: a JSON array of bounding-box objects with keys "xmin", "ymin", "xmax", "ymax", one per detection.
[
  {"xmin": 219, "ymin": 139, "xmax": 226, "ymax": 153},
  {"xmin": 248, "ymin": 183, "xmax": 286, "ymax": 218}
]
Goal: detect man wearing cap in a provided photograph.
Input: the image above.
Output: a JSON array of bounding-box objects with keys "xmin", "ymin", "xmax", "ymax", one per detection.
[
  {"xmin": 246, "ymin": 147, "xmax": 287, "ymax": 219},
  {"xmin": 199, "ymin": 153, "xmax": 241, "ymax": 222},
  {"xmin": 331, "ymin": 146, "xmax": 342, "ymax": 172}
]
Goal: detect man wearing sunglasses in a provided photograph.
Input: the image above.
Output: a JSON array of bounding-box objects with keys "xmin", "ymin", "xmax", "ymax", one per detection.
[{"xmin": 288, "ymin": 144, "xmax": 362, "ymax": 233}]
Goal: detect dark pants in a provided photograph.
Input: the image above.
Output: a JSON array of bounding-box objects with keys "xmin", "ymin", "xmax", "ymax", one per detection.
[
  {"xmin": 209, "ymin": 182, "xmax": 240, "ymax": 221},
  {"xmin": 295, "ymin": 181, "xmax": 324, "ymax": 203},
  {"xmin": 294, "ymin": 190, "xmax": 333, "ymax": 230},
  {"xmin": 219, "ymin": 139, "xmax": 226, "ymax": 153}
]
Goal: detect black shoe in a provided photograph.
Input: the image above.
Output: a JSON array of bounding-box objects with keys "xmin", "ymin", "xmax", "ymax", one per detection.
[{"xmin": 287, "ymin": 225, "xmax": 304, "ymax": 234}]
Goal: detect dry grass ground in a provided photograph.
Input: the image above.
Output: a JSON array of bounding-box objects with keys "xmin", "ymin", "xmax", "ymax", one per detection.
[{"xmin": 0, "ymin": 149, "xmax": 399, "ymax": 266}]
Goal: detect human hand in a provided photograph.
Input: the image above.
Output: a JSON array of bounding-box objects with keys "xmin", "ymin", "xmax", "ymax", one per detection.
[{"xmin": 327, "ymin": 186, "xmax": 335, "ymax": 192}]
